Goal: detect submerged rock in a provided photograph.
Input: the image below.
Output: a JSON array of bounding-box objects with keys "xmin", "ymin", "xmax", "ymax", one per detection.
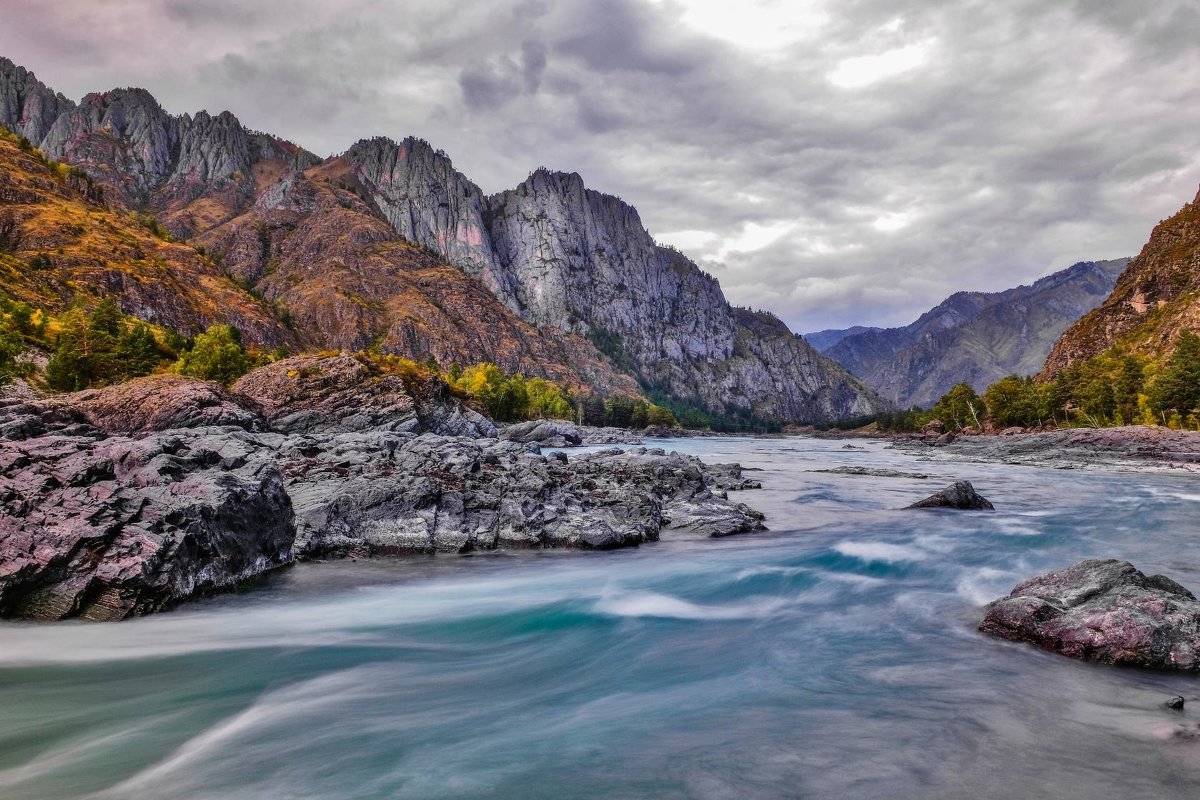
[
  {"xmin": 980, "ymin": 559, "xmax": 1200, "ymax": 671},
  {"xmin": 905, "ymin": 480, "xmax": 994, "ymax": 510},
  {"xmin": 811, "ymin": 466, "xmax": 930, "ymax": 479}
]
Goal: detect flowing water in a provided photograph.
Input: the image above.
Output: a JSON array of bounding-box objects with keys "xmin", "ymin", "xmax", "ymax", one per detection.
[{"xmin": 4, "ymin": 437, "xmax": 1200, "ymax": 799}]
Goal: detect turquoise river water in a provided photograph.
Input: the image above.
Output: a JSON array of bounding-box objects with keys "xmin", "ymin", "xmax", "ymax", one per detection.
[{"xmin": 4, "ymin": 436, "xmax": 1200, "ymax": 799}]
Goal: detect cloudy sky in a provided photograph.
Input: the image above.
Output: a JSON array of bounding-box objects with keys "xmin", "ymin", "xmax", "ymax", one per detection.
[{"xmin": 3, "ymin": 0, "xmax": 1199, "ymax": 332}]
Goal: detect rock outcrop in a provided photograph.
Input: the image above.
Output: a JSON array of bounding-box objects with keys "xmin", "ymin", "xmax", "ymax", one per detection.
[
  {"xmin": 981, "ymin": 559, "xmax": 1200, "ymax": 671},
  {"xmin": 0, "ymin": 57, "xmax": 74, "ymax": 143},
  {"xmin": 500, "ymin": 419, "xmax": 584, "ymax": 446},
  {"xmin": 0, "ymin": 399, "xmax": 295, "ymax": 620},
  {"xmin": 813, "ymin": 260, "xmax": 1128, "ymax": 408},
  {"xmin": 232, "ymin": 353, "xmax": 497, "ymax": 437},
  {"xmin": 905, "ymin": 480, "xmax": 993, "ymax": 509},
  {"xmin": 0, "ymin": 371, "xmax": 766, "ymax": 621}
]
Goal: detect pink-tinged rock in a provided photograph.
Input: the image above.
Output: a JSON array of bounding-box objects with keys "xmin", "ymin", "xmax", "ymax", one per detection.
[{"xmin": 980, "ymin": 559, "xmax": 1200, "ymax": 671}]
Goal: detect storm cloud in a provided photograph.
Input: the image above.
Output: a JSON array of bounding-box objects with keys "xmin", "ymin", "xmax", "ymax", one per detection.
[{"xmin": 1, "ymin": 0, "xmax": 1197, "ymax": 331}]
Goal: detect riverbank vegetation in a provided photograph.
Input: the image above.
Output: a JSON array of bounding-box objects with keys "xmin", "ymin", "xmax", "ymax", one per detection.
[{"xmin": 876, "ymin": 332, "xmax": 1200, "ymax": 432}]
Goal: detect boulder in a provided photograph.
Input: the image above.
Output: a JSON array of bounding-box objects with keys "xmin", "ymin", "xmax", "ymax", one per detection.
[
  {"xmin": 905, "ymin": 480, "xmax": 994, "ymax": 510},
  {"xmin": 232, "ymin": 354, "xmax": 495, "ymax": 438},
  {"xmin": 59, "ymin": 374, "xmax": 263, "ymax": 433},
  {"xmin": 980, "ymin": 559, "xmax": 1200, "ymax": 671},
  {"xmin": 500, "ymin": 419, "xmax": 583, "ymax": 447},
  {"xmin": 921, "ymin": 419, "xmax": 946, "ymax": 437}
]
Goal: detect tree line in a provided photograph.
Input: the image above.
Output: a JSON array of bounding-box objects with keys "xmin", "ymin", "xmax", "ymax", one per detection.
[{"xmin": 877, "ymin": 332, "xmax": 1200, "ymax": 432}]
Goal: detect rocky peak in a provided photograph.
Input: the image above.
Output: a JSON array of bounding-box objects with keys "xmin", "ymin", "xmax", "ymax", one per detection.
[
  {"xmin": 342, "ymin": 136, "xmax": 509, "ymax": 298},
  {"xmin": 40, "ymin": 87, "xmax": 179, "ymax": 203},
  {"xmin": 171, "ymin": 109, "xmax": 253, "ymax": 195},
  {"xmin": 0, "ymin": 57, "xmax": 74, "ymax": 142}
]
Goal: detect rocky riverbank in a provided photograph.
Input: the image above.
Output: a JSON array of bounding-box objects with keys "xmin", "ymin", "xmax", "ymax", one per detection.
[
  {"xmin": 891, "ymin": 425, "xmax": 1200, "ymax": 473},
  {"xmin": 0, "ymin": 356, "xmax": 765, "ymax": 621}
]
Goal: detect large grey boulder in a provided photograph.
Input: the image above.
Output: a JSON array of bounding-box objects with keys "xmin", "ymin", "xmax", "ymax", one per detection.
[
  {"xmin": 500, "ymin": 419, "xmax": 583, "ymax": 446},
  {"xmin": 981, "ymin": 559, "xmax": 1200, "ymax": 671}
]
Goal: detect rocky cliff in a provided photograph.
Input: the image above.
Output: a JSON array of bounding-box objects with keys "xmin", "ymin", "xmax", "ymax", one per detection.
[
  {"xmin": 814, "ymin": 259, "xmax": 1127, "ymax": 407},
  {"xmin": 345, "ymin": 143, "xmax": 885, "ymax": 421},
  {"xmin": 1042, "ymin": 188, "xmax": 1200, "ymax": 378},
  {"xmin": 1, "ymin": 56, "xmax": 885, "ymax": 423}
]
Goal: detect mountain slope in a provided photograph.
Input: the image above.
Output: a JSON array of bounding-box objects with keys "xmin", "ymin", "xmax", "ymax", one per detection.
[
  {"xmin": 0, "ymin": 129, "xmax": 296, "ymax": 347},
  {"xmin": 1, "ymin": 56, "xmax": 886, "ymax": 422},
  {"xmin": 814, "ymin": 259, "xmax": 1127, "ymax": 407},
  {"xmin": 1042, "ymin": 188, "xmax": 1200, "ymax": 378}
]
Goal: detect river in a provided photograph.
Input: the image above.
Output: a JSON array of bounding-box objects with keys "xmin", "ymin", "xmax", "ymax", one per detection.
[{"xmin": 3, "ymin": 436, "xmax": 1200, "ymax": 799}]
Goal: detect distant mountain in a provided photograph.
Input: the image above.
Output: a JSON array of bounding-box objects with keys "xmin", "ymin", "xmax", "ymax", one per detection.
[
  {"xmin": 0, "ymin": 56, "xmax": 886, "ymax": 423},
  {"xmin": 1042, "ymin": 188, "xmax": 1200, "ymax": 378},
  {"xmin": 811, "ymin": 259, "xmax": 1128, "ymax": 408},
  {"xmin": 804, "ymin": 326, "xmax": 881, "ymax": 353}
]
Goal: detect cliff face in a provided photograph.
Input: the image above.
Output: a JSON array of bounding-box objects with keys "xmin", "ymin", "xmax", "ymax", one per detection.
[
  {"xmin": 2, "ymin": 56, "xmax": 886, "ymax": 422},
  {"xmin": 347, "ymin": 151, "xmax": 885, "ymax": 421},
  {"xmin": 817, "ymin": 259, "xmax": 1127, "ymax": 407},
  {"xmin": 194, "ymin": 159, "xmax": 637, "ymax": 394},
  {"xmin": 0, "ymin": 57, "xmax": 74, "ymax": 143},
  {"xmin": 1042, "ymin": 189, "xmax": 1200, "ymax": 378}
]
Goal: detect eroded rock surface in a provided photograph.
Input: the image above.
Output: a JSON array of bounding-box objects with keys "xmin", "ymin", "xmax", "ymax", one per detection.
[
  {"xmin": 981, "ymin": 559, "xmax": 1200, "ymax": 671},
  {"xmin": 0, "ymin": 375, "xmax": 765, "ymax": 621}
]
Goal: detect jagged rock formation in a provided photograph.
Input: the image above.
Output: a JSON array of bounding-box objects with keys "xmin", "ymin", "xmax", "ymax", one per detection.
[
  {"xmin": 0, "ymin": 57, "xmax": 74, "ymax": 143},
  {"xmin": 981, "ymin": 559, "xmax": 1200, "ymax": 671},
  {"xmin": 813, "ymin": 260, "xmax": 1127, "ymax": 407},
  {"xmin": 193, "ymin": 158, "xmax": 637, "ymax": 394},
  {"xmin": 1, "ymin": 57, "xmax": 886, "ymax": 423},
  {"xmin": 0, "ymin": 370, "xmax": 767, "ymax": 620},
  {"xmin": 1042, "ymin": 188, "xmax": 1200, "ymax": 378}
]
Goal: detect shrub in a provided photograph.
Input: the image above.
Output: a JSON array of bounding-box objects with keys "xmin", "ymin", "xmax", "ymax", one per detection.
[{"xmin": 176, "ymin": 324, "xmax": 251, "ymax": 385}]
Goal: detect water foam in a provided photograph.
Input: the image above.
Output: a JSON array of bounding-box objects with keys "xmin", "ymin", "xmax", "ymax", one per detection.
[
  {"xmin": 833, "ymin": 541, "xmax": 927, "ymax": 563},
  {"xmin": 595, "ymin": 590, "xmax": 785, "ymax": 620}
]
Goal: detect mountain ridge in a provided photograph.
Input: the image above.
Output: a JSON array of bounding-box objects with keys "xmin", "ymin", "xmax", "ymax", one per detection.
[
  {"xmin": 0, "ymin": 55, "xmax": 886, "ymax": 423},
  {"xmin": 812, "ymin": 259, "xmax": 1128, "ymax": 407}
]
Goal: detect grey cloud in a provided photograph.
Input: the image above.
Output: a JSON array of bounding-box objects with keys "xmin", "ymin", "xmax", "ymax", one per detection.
[{"xmin": 0, "ymin": 0, "xmax": 1197, "ymax": 332}]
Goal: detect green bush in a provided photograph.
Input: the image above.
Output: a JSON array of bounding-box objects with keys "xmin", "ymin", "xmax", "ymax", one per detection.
[{"xmin": 176, "ymin": 324, "xmax": 251, "ymax": 385}]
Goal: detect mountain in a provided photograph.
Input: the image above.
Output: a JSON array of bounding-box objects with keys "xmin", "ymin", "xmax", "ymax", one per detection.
[
  {"xmin": 0, "ymin": 56, "xmax": 885, "ymax": 423},
  {"xmin": 804, "ymin": 326, "xmax": 881, "ymax": 353},
  {"xmin": 811, "ymin": 259, "xmax": 1128, "ymax": 408},
  {"xmin": 1042, "ymin": 188, "xmax": 1200, "ymax": 378},
  {"xmin": 0, "ymin": 128, "xmax": 296, "ymax": 348}
]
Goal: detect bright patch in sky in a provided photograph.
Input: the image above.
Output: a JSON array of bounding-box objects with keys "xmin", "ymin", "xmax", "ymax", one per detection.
[
  {"xmin": 717, "ymin": 220, "xmax": 796, "ymax": 258},
  {"xmin": 828, "ymin": 42, "xmax": 933, "ymax": 88},
  {"xmin": 648, "ymin": 0, "xmax": 828, "ymax": 50},
  {"xmin": 872, "ymin": 211, "xmax": 917, "ymax": 232}
]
